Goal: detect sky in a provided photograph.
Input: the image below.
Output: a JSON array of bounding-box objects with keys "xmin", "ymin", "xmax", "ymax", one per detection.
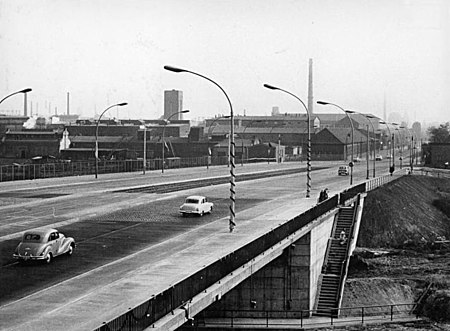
[{"xmin": 0, "ymin": 0, "xmax": 449, "ymax": 126}]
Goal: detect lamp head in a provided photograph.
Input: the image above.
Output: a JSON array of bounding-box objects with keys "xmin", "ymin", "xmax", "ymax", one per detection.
[
  {"xmin": 263, "ymin": 83, "xmax": 278, "ymax": 90},
  {"xmin": 316, "ymin": 101, "xmax": 329, "ymax": 105},
  {"xmin": 180, "ymin": 110, "xmax": 190, "ymax": 114},
  {"xmin": 345, "ymin": 110, "xmax": 356, "ymax": 114},
  {"xmin": 164, "ymin": 65, "xmax": 186, "ymax": 73},
  {"xmin": 117, "ymin": 102, "xmax": 128, "ymax": 107},
  {"xmin": 20, "ymin": 88, "xmax": 32, "ymax": 93}
]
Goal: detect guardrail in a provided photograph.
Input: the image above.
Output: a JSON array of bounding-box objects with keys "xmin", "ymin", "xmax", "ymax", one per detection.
[{"xmin": 197, "ymin": 303, "xmax": 418, "ymax": 328}]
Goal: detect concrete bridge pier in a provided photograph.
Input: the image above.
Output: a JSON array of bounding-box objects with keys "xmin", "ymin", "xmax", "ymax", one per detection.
[{"xmin": 198, "ymin": 207, "xmax": 338, "ymax": 320}]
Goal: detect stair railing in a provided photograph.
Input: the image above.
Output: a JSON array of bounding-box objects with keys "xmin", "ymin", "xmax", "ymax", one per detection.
[{"xmin": 334, "ymin": 194, "xmax": 362, "ymax": 317}]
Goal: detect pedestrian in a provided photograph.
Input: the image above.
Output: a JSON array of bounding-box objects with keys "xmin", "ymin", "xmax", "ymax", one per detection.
[
  {"xmin": 340, "ymin": 230, "xmax": 347, "ymax": 245},
  {"xmin": 323, "ymin": 188, "xmax": 329, "ymax": 200},
  {"xmin": 318, "ymin": 189, "xmax": 324, "ymax": 203}
]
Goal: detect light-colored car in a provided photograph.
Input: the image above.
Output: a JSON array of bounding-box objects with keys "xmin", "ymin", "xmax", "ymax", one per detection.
[
  {"xmin": 338, "ymin": 165, "xmax": 350, "ymax": 176},
  {"xmin": 353, "ymin": 157, "xmax": 362, "ymax": 163},
  {"xmin": 375, "ymin": 154, "xmax": 383, "ymax": 161},
  {"xmin": 180, "ymin": 195, "xmax": 213, "ymax": 216},
  {"xmin": 13, "ymin": 228, "xmax": 75, "ymax": 264}
]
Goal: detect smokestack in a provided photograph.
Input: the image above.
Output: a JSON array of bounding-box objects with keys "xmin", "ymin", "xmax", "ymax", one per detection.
[
  {"xmin": 24, "ymin": 93, "xmax": 28, "ymax": 117},
  {"xmin": 308, "ymin": 58, "xmax": 314, "ymax": 116},
  {"xmin": 67, "ymin": 92, "xmax": 70, "ymax": 115}
]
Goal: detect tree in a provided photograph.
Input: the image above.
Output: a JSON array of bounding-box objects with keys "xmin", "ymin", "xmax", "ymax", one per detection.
[{"xmin": 427, "ymin": 122, "xmax": 450, "ymax": 143}]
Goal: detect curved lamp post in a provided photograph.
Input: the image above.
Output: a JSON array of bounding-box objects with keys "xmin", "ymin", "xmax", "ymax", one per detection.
[
  {"xmin": 365, "ymin": 115, "xmax": 378, "ymax": 178},
  {"xmin": 264, "ymin": 84, "xmax": 311, "ymax": 198},
  {"xmin": 379, "ymin": 120, "xmax": 394, "ymax": 174},
  {"xmin": 240, "ymin": 119, "xmax": 259, "ymax": 166},
  {"xmin": 345, "ymin": 110, "xmax": 370, "ymax": 179},
  {"xmin": 95, "ymin": 102, "xmax": 128, "ymax": 178},
  {"xmin": 317, "ymin": 101, "xmax": 354, "ymax": 185},
  {"xmin": 207, "ymin": 115, "xmax": 230, "ymax": 169},
  {"xmin": 268, "ymin": 123, "xmax": 286, "ymax": 164},
  {"xmin": 0, "ymin": 88, "xmax": 32, "ymax": 105},
  {"xmin": 0, "ymin": 88, "xmax": 33, "ymax": 116},
  {"xmin": 162, "ymin": 110, "xmax": 190, "ymax": 173},
  {"xmin": 164, "ymin": 65, "xmax": 236, "ymax": 232},
  {"xmin": 395, "ymin": 126, "xmax": 403, "ymax": 169}
]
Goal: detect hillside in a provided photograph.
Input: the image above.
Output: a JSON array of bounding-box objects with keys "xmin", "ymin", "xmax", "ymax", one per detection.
[
  {"xmin": 358, "ymin": 174, "xmax": 450, "ymax": 248},
  {"xmin": 342, "ymin": 174, "xmax": 450, "ymax": 329}
]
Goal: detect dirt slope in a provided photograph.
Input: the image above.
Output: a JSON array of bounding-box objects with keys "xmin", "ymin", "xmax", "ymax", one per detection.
[{"xmin": 358, "ymin": 175, "xmax": 450, "ymax": 248}]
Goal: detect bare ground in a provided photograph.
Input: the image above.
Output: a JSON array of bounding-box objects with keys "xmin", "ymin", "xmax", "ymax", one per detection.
[{"xmin": 339, "ymin": 174, "xmax": 450, "ymax": 330}]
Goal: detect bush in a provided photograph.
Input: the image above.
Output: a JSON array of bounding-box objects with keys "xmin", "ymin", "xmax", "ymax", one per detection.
[{"xmin": 421, "ymin": 290, "xmax": 450, "ymax": 322}]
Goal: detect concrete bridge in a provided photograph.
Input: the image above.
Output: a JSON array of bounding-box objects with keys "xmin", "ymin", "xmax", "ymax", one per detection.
[{"xmin": 0, "ymin": 163, "xmax": 404, "ymax": 331}]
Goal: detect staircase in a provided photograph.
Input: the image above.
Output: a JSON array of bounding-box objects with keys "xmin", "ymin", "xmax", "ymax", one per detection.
[{"xmin": 315, "ymin": 206, "xmax": 356, "ymax": 317}]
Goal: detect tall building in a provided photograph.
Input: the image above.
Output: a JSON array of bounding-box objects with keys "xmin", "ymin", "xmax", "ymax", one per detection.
[{"xmin": 164, "ymin": 90, "xmax": 183, "ymax": 120}]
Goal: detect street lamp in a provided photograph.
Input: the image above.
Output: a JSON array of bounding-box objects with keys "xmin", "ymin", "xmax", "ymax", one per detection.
[
  {"xmin": 379, "ymin": 120, "xmax": 394, "ymax": 175},
  {"xmin": 0, "ymin": 88, "xmax": 32, "ymax": 105},
  {"xmin": 317, "ymin": 101, "xmax": 354, "ymax": 185},
  {"xmin": 264, "ymin": 84, "xmax": 311, "ymax": 198},
  {"xmin": 207, "ymin": 115, "xmax": 230, "ymax": 169},
  {"xmin": 162, "ymin": 110, "xmax": 190, "ymax": 174},
  {"xmin": 347, "ymin": 110, "xmax": 378, "ymax": 179},
  {"xmin": 240, "ymin": 119, "xmax": 260, "ymax": 166},
  {"xmin": 95, "ymin": 102, "xmax": 128, "ymax": 178},
  {"xmin": 395, "ymin": 126, "xmax": 403, "ymax": 169},
  {"xmin": 0, "ymin": 88, "xmax": 33, "ymax": 116},
  {"xmin": 164, "ymin": 65, "xmax": 236, "ymax": 232},
  {"xmin": 365, "ymin": 115, "xmax": 378, "ymax": 178},
  {"xmin": 345, "ymin": 110, "xmax": 370, "ymax": 179}
]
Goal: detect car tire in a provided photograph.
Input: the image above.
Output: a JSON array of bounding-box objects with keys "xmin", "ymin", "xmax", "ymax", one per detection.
[
  {"xmin": 44, "ymin": 253, "xmax": 52, "ymax": 264},
  {"xmin": 209, "ymin": 206, "xmax": 213, "ymax": 214},
  {"xmin": 67, "ymin": 244, "xmax": 74, "ymax": 256}
]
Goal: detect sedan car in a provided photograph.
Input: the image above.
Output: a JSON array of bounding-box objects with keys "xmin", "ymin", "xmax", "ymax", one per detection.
[
  {"xmin": 375, "ymin": 154, "xmax": 383, "ymax": 161},
  {"xmin": 338, "ymin": 165, "xmax": 350, "ymax": 176},
  {"xmin": 180, "ymin": 195, "xmax": 213, "ymax": 216},
  {"xmin": 13, "ymin": 228, "xmax": 75, "ymax": 264}
]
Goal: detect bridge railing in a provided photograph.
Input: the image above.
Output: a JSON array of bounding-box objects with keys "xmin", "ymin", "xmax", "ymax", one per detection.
[{"xmin": 199, "ymin": 303, "xmax": 418, "ymax": 329}]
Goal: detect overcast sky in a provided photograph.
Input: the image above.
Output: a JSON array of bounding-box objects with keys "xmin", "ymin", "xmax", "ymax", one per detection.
[{"xmin": 1, "ymin": 0, "xmax": 449, "ymax": 125}]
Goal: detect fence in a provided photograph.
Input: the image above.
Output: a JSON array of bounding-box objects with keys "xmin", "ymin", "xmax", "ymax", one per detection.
[
  {"xmin": 0, "ymin": 156, "xmax": 232, "ymax": 182},
  {"xmin": 198, "ymin": 303, "xmax": 418, "ymax": 329}
]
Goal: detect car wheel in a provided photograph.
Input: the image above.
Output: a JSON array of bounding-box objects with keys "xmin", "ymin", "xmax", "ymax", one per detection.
[
  {"xmin": 209, "ymin": 206, "xmax": 213, "ymax": 214},
  {"xmin": 44, "ymin": 253, "xmax": 52, "ymax": 264},
  {"xmin": 67, "ymin": 244, "xmax": 74, "ymax": 256},
  {"xmin": 200, "ymin": 211, "xmax": 204, "ymax": 217}
]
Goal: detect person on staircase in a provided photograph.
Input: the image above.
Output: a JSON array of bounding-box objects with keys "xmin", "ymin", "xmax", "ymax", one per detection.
[{"xmin": 339, "ymin": 230, "xmax": 347, "ymax": 245}]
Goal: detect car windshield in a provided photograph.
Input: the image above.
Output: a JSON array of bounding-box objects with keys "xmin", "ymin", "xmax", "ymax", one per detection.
[
  {"xmin": 23, "ymin": 234, "xmax": 42, "ymax": 242},
  {"xmin": 185, "ymin": 198, "xmax": 199, "ymax": 204}
]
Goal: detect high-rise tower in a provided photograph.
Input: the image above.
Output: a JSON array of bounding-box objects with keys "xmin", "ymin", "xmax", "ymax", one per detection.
[{"xmin": 164, "ymin": 90, "xmax": 183, "ymax": 120}]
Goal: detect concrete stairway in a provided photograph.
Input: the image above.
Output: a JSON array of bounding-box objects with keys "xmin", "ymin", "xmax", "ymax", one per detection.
[{"xmin": 315, "ymin": 206, "xmax": 355, "ymax": 317}]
